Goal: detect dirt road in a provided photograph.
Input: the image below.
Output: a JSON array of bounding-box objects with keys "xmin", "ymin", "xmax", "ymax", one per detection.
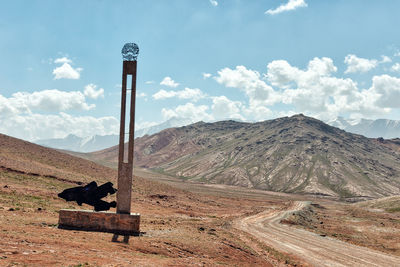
[{"xmin": 234, "ymin": 201, "xmax": 400, "ymax": 267}]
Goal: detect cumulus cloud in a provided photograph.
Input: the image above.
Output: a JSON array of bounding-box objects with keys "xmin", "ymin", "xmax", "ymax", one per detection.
[
  {"xmin": 53, "ymin": 63, "xmax": 82, "ymax": 80},
  {"xmin": 211, "ymin": 96, "xmax": 244, "ymax": 120},
  {"xmin": 267, "ymin": 57, "xmax": 337, "ymax": 88},
  {"xmin": 267, "ymin": 57, "xmax": 399, "ymax": 120},
  {"xmin": 215, "ymin": 56, "xmax": 400, "ymax": 122},
  {"xmin": 135, "ymin": 121, "xmax": 159, "ymax": 130},
  {"xmin": 368, "ymin": 75, "xmax": 400, "ymax": 108},
  {"xmin": 54, "ymin": 57, "xmax": 72, "ymax": 64},
  {"xmin": 209, "ymin": 0, "xmax": 218, "ymax": 6},
  {"xmin": 265, "ymin": 0, "xmax": 307, "ymax": 15},
  {"xmin": 0, "ymin": 112, "xmax": 119, "ymax": 141},
  {"xmin": 0, "ymin": 90, "xmax": 94, "ymax": 114},
  {"xmin": 162, "ymin": 103, "xmax": 213, "ymax": 122},
  {"xmin": 344, "ymin": 54, "xmax": 378, "ymax": 74},
  {"xmin": 203, "ymin": 73, "xmax": 212, "ymax": 79},
  {"xmin": 215, "ymin": 66, "xmax": 278, "ymax": 104},
  {"xmin": 266, "ymin": 57, "xmax": 370, "ymax": 120},
  {"xmin": 380, "ymin": 55, "xmax": 392, "ymax": 64},
  {"xmin": 0, "ymin": 88, "xmax": 117, "ymax": 141},
  {"xmin": 160, "ymin": 76, "xmax": 179, "ymax": 88},
  {"xmin": 215, "ymin": 65, "xmax": 279, "ymax": 121},
  {"xmin": 84, "ymin": 84, "xmax": 104, "ymax": 99},
  {"xmin": 152, "ymin": 87, "xmax": 206, "ymax": 102},
  {"xmin": 391, "ymin": 63, "xmax": 400, "ymax": 72}
]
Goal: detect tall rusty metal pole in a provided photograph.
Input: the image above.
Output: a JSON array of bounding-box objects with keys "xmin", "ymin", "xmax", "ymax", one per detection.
[{"xmin": 113, "ymin": 43, "xmax": 139, "ymax": 243}]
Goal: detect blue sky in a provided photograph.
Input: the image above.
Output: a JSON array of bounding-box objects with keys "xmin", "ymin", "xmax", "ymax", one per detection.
[{"xmin": 1, "ymin": 0, "xmax": 400, "ymax": 141}]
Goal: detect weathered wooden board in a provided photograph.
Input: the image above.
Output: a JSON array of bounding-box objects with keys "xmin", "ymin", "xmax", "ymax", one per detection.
[{"xmin": 58, "ymin": 209, "xmax": 140, "ymax": 235}]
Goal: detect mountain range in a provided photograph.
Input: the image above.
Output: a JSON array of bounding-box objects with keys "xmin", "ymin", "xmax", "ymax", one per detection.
[
  {"xmin": 90, "ymin": 114, "xmax": 400, "ymax": 199},
  {"xmin": 35, "ymin": 116, "xmax": 400, "ymax": 153},
  {"xmin": 330, "ymin": 117, "xmax": 400, "ymax": 139},
  {"xmin": 35, "ymin": 117, "xmax": 192, "ymax": 152}
]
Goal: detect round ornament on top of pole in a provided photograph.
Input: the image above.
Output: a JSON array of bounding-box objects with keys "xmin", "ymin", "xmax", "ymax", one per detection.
[{"xmin": 122, "ymin": 43, "xmax": 139, "ymax": 61}]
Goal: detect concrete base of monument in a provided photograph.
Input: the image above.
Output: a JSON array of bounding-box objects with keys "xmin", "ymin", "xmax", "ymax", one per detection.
[{"xmin": 58, "ymin": 209, "xmax": 140, "ymax": 236}]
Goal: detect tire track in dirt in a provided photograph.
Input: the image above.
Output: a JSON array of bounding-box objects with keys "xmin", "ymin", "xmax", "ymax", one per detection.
[{"xmin": 234, "ymin": 201, "xmax": 400, "ymax": 266}]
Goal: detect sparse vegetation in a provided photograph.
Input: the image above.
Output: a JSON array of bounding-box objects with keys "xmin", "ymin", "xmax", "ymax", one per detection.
[{"xmin": 87, "ymin": 115, "xmax": 400, "ymax": 199}]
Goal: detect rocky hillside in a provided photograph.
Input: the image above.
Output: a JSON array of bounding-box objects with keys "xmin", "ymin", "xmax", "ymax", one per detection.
[
  {"xmin": 92, "ymin": 114, "xmax": 400, "ymax": 199},
  {"xmin": 0, "ymin": 133, "xmax": 117, "ymax": 185}
]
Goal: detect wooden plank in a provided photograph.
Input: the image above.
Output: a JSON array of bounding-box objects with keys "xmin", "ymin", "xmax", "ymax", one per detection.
[{"xmin": 58, "ymin": 209, "xmax": 140, "ymax": 236}]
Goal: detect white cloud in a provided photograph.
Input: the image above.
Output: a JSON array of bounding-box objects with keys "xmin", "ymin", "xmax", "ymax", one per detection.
[
  {"xmin": 391, "ymin": 63, "xmax": 400, "ymax": 72},
  {"xmin": 54, "ymin": 57, "xmax": 72, "ymax": 64},
  {"xmin": 135, "ymin": 121, "xmax": 158, "ymax": 130},
  {"xmin": 160, "ymin": 76, "xmax": 179, "ymax": 88},
  {"xmin": 368, "ymin": 75, "xmax": 400, "ymax": 108},
  {"xmin": 0, "ymin": 90, "xmax": 94, "ymax": 114},
  {"xmin": 0, "ymin": 112, "xmax": 119, "ymax": 141},
  {"xmin": 138, "ymin": 92, "xmax": 147, "ymax": 98},
  {"xmin": 267, "ymin": 57, "xmax": 337, "ymax": 88},
  {"xmin": 243, "ymin": 105, "xmax": 273, "ymax": 121},
  {"xmin": 84, "ymin": 84, "xmax": 104, "ymax": 99},
  {"xmin": 380, "ymin": 55, "xmax": 392, "ymax": 64},
  {"xmin": 215, "ymin": 65, "xmax": 278, "ymax": 104},
  {"xmin": 145, "ymin": 81, "xmax": 155, "ymax": 84},
  {"xmin": 344, "ymin": 54, "xmax": 378, "ymax": 74},
  {"xmin": 265, "ymin": 0, "xmax": 307, "ymax": 15},
  {"xmin": 215, "ymin": 56, "xmax": 400, "ymax": 122},
  {"xmin": 215, "ymin": 65, "xmax": 280, "ymax": 121},
  {"xmin": 266, "ymin": 57, "xmax": 396, "ymax": 120},
  {"xmin": 162, "ymin": 103, "xmax": 213, "ymax": 122},
  {"xmin": 152, "ymin": 87, "xmax": 206, "ymax": 101},
  {"xmin": 202, "ymin": 73, "xmax": 212, "ymax": 79},
  {"xmin": 53, "ymin": 63, "xmax": 82, "ymax": 80},
  {"xmin": 211, "ymin": 96, "xmax": 244, "ymax": 120},
  {"xmin": 0, "ymin": 88, "xmax": 117, "ymax": 141},
  {"xmin": 209, "ymin": 0, "xmax": 218, "ymax": 7}
]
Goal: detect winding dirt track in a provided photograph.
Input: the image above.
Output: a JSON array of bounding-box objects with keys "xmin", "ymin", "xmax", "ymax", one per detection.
[{"xmin": 234, "ymin": 201, "xmax": 400, "ymax": 267}]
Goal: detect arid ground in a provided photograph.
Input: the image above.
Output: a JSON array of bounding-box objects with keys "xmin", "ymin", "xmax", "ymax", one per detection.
[
  {"xmin": 1, "ymin": 166, "xmax": 400, "ymax": 266},
  {"xmin": 1, "ymin": 133, "xmax": 400, "ymax": 266}
]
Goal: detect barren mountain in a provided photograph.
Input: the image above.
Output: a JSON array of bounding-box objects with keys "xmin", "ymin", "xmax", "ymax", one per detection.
[
  {"xmin": 92, "ymin": 114, "xmax": 400, "ymax": 199},
  {"xmin": 0, "ymin": 133, "xmax": 295, "ymax": 266},
  {"xmin": 0, "ymin": 133, "xmax": 116, "ymax": 184},
  {"xmin": 2, "ymin": 126, "xmax": 400, "ymax": 266}
]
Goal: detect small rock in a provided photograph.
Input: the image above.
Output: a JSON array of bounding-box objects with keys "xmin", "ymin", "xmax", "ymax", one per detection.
[
  {"xmin": 3, "ymin": 185, "xmax": 8, "ymax": 188},
  {"xmin": 198, "ymin": 227, "xmax": 205, "ymax": 231},
  {"xmin": 37, "ymin": 208, "xmax": 42, "ymax": 211},
  {"xmin": 8, "ymin": 208, "xmax": 14, "ymax": 211}
]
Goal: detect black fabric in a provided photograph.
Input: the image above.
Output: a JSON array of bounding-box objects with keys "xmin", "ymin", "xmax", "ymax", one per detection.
[{"xmin": 58, "ymin": 181, "xmax": 117, "ymax": 211}]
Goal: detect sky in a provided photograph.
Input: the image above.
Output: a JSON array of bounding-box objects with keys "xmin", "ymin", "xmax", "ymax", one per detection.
[{"xmin": 1, "ymin": 0, "xmax": 400, "ymax": 141}]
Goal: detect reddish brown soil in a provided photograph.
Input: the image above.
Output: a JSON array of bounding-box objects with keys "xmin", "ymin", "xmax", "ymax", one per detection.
[
  {"xmin": 1, "ymin": 169, "xmax": 303, "ymax": 266},
  {"xmin": 282, "ymin": 200, "xmax": 400, "ymax": 257},
  {"xmin": 2, "ymin": 133, "xmax": 400, "ymax": 266}
]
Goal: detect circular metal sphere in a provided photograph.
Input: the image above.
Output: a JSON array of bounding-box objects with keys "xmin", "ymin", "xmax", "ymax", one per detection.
[{"xmin": 122, "ymin": 43, "xmax": 139, "ymax": 61}]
